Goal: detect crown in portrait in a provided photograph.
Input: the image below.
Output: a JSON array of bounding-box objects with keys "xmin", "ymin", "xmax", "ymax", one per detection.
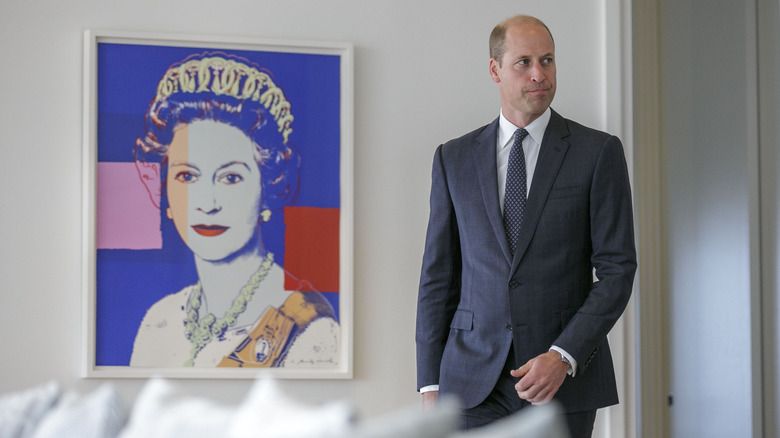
[{"xmin": 149, "ymin": 53, "xmax": 294, "ymax": 143}]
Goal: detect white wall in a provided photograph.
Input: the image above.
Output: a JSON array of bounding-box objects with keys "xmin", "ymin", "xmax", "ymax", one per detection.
[
  {"xmin": 659, "ymin": 0, "xmax": 759, "ymax": 435},
  {"xmin": 759, "ymin": 0, "xmax": 780, "ymax": 435},
  {"xmin": 635, "ymin": 1, "xmax": 780, "ymax": 436},
  {"xmin": 0, "ymin": 0, "xmax": 628, "ymax": 426}
]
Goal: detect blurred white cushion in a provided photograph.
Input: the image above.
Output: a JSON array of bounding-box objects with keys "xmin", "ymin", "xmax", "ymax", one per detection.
[
  {"xmin": 230, "ymin": 378, "xmax": 353, "ymax": 438},
  {"xmin": 342, "ymin": 396, "xmax": 460, "ymax": 438},
  {"xmin": 119, "ymin": 378, "xmax": 234, "ymax": 438},
  {"xmin": 0, "ymin": 381, "xmax": 60, "ymax": 438},
  {"xmin": 31, "ymin": 384, "xmax": 127, "ymax": 438}
]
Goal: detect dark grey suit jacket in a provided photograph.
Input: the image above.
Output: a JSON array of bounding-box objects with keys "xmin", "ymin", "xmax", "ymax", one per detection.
[{"xmin": 416, "ymin": 109, "xmax": 636, "ymax": 413}]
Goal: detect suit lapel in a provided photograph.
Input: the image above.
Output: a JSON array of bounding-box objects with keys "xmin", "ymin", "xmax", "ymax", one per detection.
[
  {"xmin": 511, "ymin": 110, "xmax": 571, "ymax": 271},
  {"xmin": 472, "ymin": 118, "xmax": 514, "ymax": 263}
]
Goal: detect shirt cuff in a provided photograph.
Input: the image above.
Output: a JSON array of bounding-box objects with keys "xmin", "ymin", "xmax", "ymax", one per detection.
[
  {"xmin": 419, "ymin": 384, "xmax": 440, "ymax": 393},
  {"xmin": 550, "ymin": 345, "xmax": 577, "ymax": 376}
]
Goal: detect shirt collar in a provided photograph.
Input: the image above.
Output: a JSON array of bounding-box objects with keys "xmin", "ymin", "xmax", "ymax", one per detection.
[{"xmin": 498, "ymin": 108, "xmax": 552, "ymax": 149}]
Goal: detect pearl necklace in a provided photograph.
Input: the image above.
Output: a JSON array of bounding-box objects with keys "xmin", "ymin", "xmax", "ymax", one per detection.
[{"xmin": 183, "ymin": 253, "xmax": 274, "ymax": 366}]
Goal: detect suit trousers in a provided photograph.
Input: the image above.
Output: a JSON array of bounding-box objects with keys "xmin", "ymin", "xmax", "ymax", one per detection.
[{"xmin": 460, "ymin": 344, "xmax": 596, "ymax": 438}]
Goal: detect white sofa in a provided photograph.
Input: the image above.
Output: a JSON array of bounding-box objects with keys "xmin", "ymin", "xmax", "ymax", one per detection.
[{"xmin": 0, "ymin": 379, "xmax": 568, "ymax": 438}]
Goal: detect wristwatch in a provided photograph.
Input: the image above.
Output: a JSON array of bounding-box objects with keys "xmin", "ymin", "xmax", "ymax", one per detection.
[{"xmin": 561, "ymin": 354, "xmax": 573, "ymax": 375}]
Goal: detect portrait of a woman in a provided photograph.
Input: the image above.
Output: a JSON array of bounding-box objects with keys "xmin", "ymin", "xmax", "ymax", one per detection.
[{"xmin": 127, "ymin": 52, "xmax": 340, "ymax": 368}]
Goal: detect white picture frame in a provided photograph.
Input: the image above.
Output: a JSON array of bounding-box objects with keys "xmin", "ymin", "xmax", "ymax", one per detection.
[{"xmin": 82, "ymin": 29, "xmax": 353, "ymax": 379}]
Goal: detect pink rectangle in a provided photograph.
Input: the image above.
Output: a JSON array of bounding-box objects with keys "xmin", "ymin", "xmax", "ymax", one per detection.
[{"xmin": 97, "ymin": 162, "xmax": 162, "ymax": 250}]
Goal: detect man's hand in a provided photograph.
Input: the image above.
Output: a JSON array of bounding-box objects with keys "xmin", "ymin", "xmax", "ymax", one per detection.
[
  {"xmin": 421, "ymin": 390, "xmax": 439, "ymax": 410},
  {"xmin": 510, "ymin": 351, "xmax": 569, "ymax": 405}
]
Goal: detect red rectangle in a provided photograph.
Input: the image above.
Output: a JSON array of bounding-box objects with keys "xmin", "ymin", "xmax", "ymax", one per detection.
[{"xmin": 283, "ymin": 207, "xmax": 340, "ymax": 292}]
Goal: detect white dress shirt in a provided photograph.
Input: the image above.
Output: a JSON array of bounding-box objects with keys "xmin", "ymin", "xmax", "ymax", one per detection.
[{"xmin": 496, "ymin": 108, "xmax": 549, "ymax": 212}]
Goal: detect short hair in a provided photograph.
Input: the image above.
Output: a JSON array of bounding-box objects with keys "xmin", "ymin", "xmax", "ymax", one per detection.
[
  {"xmin": 489, "ymin": 15, "xmax": 555, "ymax": 66},
  {"xmin": 134, "ymin": 52, "xmax": 301, "ymax": 210}
]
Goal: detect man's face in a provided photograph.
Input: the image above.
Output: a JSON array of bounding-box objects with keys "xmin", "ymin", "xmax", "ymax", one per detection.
[{"xmin": 489, "ymin": 22, "xmax": 556, "ymax": 127}]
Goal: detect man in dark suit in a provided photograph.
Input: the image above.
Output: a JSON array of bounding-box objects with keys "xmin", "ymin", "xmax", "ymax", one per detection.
[{"xmin": 415, "ymin": 14, "xmax": 636, "ymax": 438}]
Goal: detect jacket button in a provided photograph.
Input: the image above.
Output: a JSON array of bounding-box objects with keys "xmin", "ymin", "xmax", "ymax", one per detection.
[
  {"xmin": 505, "ymin": 323, "xmax": 512, "ymax": 330},
  {"xmin": 509, "ymin": 281, "xmax": 519, "ymax": 288}
]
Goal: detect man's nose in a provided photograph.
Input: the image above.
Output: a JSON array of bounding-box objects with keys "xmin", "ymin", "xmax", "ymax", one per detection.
[{"xmin": 530, "ymin": 62, "xmax": 546, "ymax": 83}]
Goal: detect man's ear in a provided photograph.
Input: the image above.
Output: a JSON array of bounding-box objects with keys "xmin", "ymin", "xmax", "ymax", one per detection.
[
  {"xmin": 135, "ymin": 160, "xmax": 162, "ymax": 209},
  {"xmin": 489, "ymin": 58, "xmax": 501, "ymax": 84}
]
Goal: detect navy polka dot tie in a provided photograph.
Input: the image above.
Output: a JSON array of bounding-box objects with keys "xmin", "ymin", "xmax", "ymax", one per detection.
[{"xmin": 503, "ymin": 128, "xmax": 529, "ymax": 256}]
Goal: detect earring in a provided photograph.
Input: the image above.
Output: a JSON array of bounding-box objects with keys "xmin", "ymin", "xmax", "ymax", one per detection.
[
  {"xmin": 261, "ymin": 209, "xmax": 272, "ymax": 222},
  {"xmin": 166, "ymin": 207, "xmax": 173, "ymax": 220}
]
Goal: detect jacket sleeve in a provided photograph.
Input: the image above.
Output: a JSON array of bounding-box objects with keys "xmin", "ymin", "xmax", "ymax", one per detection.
[
  {"xmin": 553, "ymin": 135, "xmax": 637, "ymax": 371},
  {"xmin": 415, "ymin": 144, "xmax": 462, "ymax": 390}
]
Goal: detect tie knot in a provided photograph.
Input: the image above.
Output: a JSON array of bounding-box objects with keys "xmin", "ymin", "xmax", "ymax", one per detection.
[{"xmin": 514, "ymin": 128, "xmax": 529, "ymax": 145}]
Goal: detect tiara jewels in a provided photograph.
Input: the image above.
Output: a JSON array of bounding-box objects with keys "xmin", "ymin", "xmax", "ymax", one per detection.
[{"xmin": 151, "ymin": 55, "xmax": 294, "ymax": 143}]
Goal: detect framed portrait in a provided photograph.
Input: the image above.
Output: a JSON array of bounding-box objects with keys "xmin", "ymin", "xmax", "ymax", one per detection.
[{"xmin": 82, "ymin": 30, "xmax": 353, "ymax": 379}]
